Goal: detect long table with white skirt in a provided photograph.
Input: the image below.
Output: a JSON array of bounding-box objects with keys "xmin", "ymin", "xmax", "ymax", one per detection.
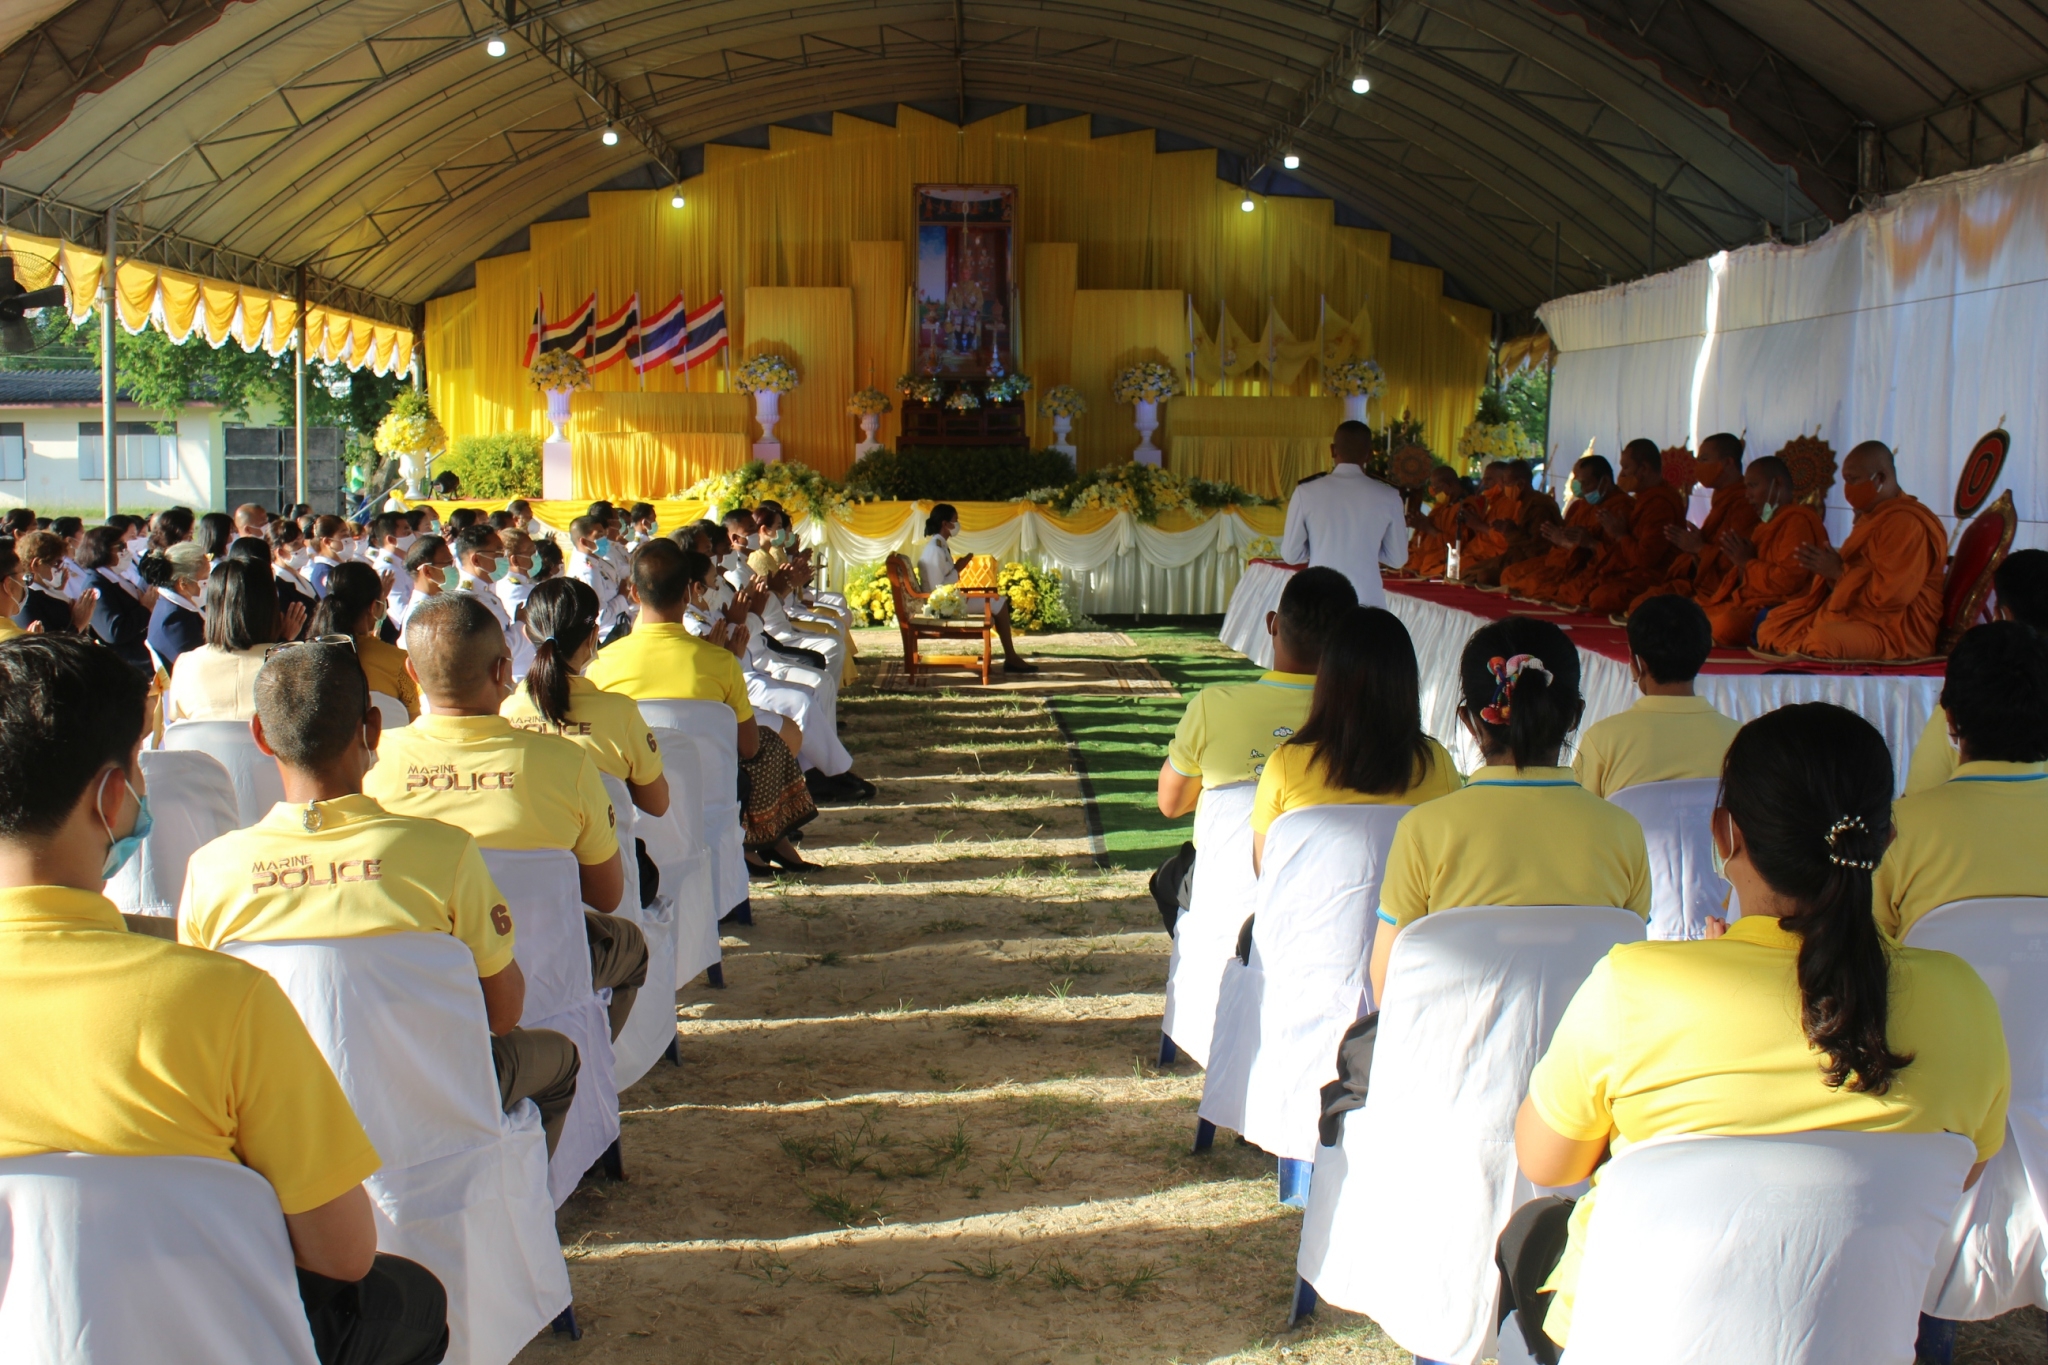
[{"xmin": 1219, "ymin": 567, "xmax": 1946, "ymax": 794}]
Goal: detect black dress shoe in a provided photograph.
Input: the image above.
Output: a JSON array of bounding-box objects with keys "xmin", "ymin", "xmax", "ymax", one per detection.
[
  {"xmin": 1002, "ymin": 658, "xmax": 1040, "ymax": 674},
  {"xmin": 765, "ymin": 846, "xmax": 822, "ymax": 872}
]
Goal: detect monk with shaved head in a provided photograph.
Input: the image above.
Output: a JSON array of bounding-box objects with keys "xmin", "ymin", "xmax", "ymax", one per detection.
[
  {"xmin": 1756, "ymin": 440, "xmax": 1947, "ymax": 659},
  {"xmin": 1499, "ymin": 455, "xmax": 1609, "ymax": 600},
  {"xmin": 1696, "ymin": 456, "xmax": 1828, "ymax": 647},
  {"xmin": 1630, "ymin": 432, "xmax": 1760, "ymax": 610}
]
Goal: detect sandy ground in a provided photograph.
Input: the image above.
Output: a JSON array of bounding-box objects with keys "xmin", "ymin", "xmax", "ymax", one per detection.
[{"xmin": 516, "ymin": 630, "xmax": 2048, "ymax": 1365}]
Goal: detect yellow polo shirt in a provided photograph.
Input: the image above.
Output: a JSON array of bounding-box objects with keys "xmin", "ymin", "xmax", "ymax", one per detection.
[
  {"xmin": 1166, "ymin": 671, "xmax": 1316, "ymax": 793},
  {"xmin": 1251, "ymin": 736, "xmax": 1462, "ymax": 834},
  {"xmin": 1571, "ymin": 694, "xmax": 1741, "ymax": 798},
  {"xmin": 1904, "ymin": 706, "xmax": 1957, "ymax": 796},
  {"xmin": 0, "ymin": 886, "xmax": 379, "ymax": 1215},
  {"xmin": 1873, "ymin": 760, "xmax": 2048, "ymax": 941},
  {"xmin": 356, "ymin": 632, "xmax": 419, "ymax": 719},
  {"xmin": 1377, "ymin": 767, "xmax": 1652, "ymax": 927},
  {"xmin": 179, "ymin": 795, "xmax": 514, "ymax": 978},
  {"xmin": 1527, "ymin": 914, "xmax": 2009, "ymax": 1345},
  {"xmin": 362, "ymin": 713, "xmax": 618, "ymax": 865},
  {"xmin": 502, "ymin": 674, "xmax": 664, "ymax": 787},
  {"xmin": 585, "ymin": 621, "xmax": 754, "ymax": 720},
  {"xmin": 0, "ymin": 616, "xmax": 23, "ymax": 640}
]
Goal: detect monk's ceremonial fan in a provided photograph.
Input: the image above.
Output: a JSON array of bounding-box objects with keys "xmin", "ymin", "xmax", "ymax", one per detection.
[
  {"xmin": 1953, "ymin": 429, "xmax": 2009, "ymax": 521},
  {"xmin": 1661, "ymin": 444, "xmax": 1696, "ymax": 494},
  {"xmin": 1778, "ymin": 435, "xmax": 1837, "ymax": 506}
]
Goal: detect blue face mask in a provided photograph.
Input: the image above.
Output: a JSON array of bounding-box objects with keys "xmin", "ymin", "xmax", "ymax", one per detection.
[
  {"xmin": 594, "ymin": 536, "xmax": 613, "ymax": 558},
  {"xmin": 1581, "ymin": 487, "xmax": 1605, "ymax": 505},
  {"xmin": 98, "ymin": 771, "xmax": 152, "ymax": 881},
  {"xmin": 490, "ymin": 555, "xmax": 512, "ymax": 581},
  {"xmin": 1758, "ymin": 502, "xmax": 1778, "ymax": 524}
]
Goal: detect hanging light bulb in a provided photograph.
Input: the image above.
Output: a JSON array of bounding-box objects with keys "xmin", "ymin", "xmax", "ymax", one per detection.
[
  {"xmin": 601, "ymin": 127, "xmax": 620, "ymax": 146},
  {"xmin": 1282, "ymin": 151, "xmax": 1301, "ymax": 170},
  {"xmin": 485, "ymin": 35, "xmax": 507, "ymax": 56},
  {"xmin": 1351, "ymin": 73, "xmax": 1371, "ymax": 94},
  {"xmin": 671, "ymin": 192, "xmax": 685, "ymax": 208},
  {"xmin": 1240, "ymin": 194, "xmax": 1256, "ymax": 212}
]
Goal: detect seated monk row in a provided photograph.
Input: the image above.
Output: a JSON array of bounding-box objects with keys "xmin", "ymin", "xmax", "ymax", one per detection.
[
  {"xmin": 1629, "ymin": 432, "xmax": 1760, "ymax": 611},
  {"xmin": 1500, "ymin": 441, "xmax": 1685, "ymax": 610},
  {"xmin": 1699, "ymin": 455, "xmax": 1828, "ymax": 646},
  {"xmin": 1403, "ymin": 461, "xmax": 1559, "ymax": 584},
  {"xmin": 1401, "ymin": 465, "xmax": 1475, "ymax": 578}
]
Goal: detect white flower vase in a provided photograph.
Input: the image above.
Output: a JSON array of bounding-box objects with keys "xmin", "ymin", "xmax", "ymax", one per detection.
[
  {"xmin": 400, "ymin": 452, "xmax": 432, "ymax": 500},
  {"xmin": 854, "ymin": 412, "xmax": 882, "ymax": 458},
  {"xmin": 1132, "ymin": 399, "xmax": 1162, "ymax": 467},
  {"xmin": 1050, "ymin": 414, "xmax": 1077, "ymax": 458},
  {"xmin": 1342, "ymin": 393, "xmax": 1370, "ymax": 425},
  {"xmin": 754, "ymin": 389, "xmax": 783, "ymax": 462},
  {"xmin": 545, "ymin": 387, "xmax": 574, "ymax": 442}
]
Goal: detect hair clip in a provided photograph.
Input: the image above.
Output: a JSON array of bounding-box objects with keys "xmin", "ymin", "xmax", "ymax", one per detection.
[
  {"xmin": 1479, "ymin": 653, "xmax": 1552, "ymax": 726},
  {"xmin": 1825, "ymin": 814, "xmax": 1881, "ymax": 871}
]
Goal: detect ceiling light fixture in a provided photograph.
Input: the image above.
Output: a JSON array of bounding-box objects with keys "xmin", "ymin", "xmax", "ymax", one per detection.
[
  {"xmin": 1351, "ymin": 73, "xmax": 1371, "ymax": 94},
  {"xmin": 1240, "ymin": 194, "xmax": 1256, "ymax": 212},
  {"xmin": 1282, "ymin": 151, "xmax": 1300, "ymax": 170},
  {"xmin": 485, "ymin": 35, "xmax": 507, "ymax": 56},
  {"xmin": 671, "ymin": 193, "xmax": 685, "ymax": 208},
  {"xmin": 601, "ymin": 127, "xmax": 619, "ymax": 146}
]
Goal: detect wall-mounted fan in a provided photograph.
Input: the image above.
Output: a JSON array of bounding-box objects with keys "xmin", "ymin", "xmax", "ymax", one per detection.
[{"xmin": 0, "ymin": 255, "xmax": 67, "ymax": 355}]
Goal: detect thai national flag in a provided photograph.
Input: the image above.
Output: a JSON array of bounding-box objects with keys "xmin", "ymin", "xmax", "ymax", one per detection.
[
  {"xmin": 540, "ymin": 292, "xmax": 595, "ymax": 358},
  {"xmin": 636, "ymin": 293, "xmax": 688, "ymax": 372},
  {"xmin": 676, "ymin": 294, "xmax": 728, "ymax": 372},
  {"xmin": 588, "ymin": 294, "xmax": 639, "ymax": 372},
  {"xmin": 523, "ymin": 293, "xmax": 545, "ymax": 367}
]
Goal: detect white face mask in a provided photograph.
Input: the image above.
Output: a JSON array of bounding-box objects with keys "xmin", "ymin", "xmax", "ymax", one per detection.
[
  {"xmin": 395, "ymin": 533, "xmax": 417, "ymax": 552},
  {"xmin": 288, "ymin": 547, "xmax": 311, "ymax": 569}
]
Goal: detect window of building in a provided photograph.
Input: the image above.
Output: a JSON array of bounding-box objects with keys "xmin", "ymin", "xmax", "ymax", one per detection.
[
  {"xmin": 78, "ymin": 422, "xmax": 176, "ymax": 482},
  {"xmin": 0, "ymin": 424, "xmax": 22, "ymax": 482}
]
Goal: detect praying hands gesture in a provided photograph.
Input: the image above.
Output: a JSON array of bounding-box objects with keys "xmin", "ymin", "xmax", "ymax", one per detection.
[
  {"xmin": 1595, "ymin": 504, "xmax": 1629, "ymax": 539},
  {"xmin": 1664, "ymin": 521, "xmax": 1706, "ymax": 554},
  {"xmin": 1541, "ymin": 522, "xmax": 1594, "ymax": 550},
  {"xmin": 1719, "ymin": 529, "xmax": 1757, "ymax": 569},
  {"xmin": 28, "ymin": 586, "xmax": 99, "ymax": 635},
  {"xmin": 1794, "ymin": 542, "xmax": 1845, "ymax": 582},
  {"xmin": 281, "ymin": 600, "xmax": 308, "ymax": 642}
]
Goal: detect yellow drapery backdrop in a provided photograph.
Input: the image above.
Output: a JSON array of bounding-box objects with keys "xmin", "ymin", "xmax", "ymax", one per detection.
[
  {"xmin": 1167, "ymin": 397, "xmax": 1345, "ymax": 498},
  {"xmin": 422, "ymin": 105, "xmax": 1490, "ymax": 495}
]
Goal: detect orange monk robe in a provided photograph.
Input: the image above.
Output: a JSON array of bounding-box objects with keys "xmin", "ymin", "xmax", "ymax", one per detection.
[
  {"xmin": 1700, "ymin": 504, "xmax": 1827, "ymax": 647},
  {"xmin": 1756, "ymin": 495, "xmax": 1947, "ymax": 659},
  {"xmin": 1403, "ymin": 498, "xmax": 1467, "ymax": 577},
  {"xmin": 1628, "ymin": 482, "xmax": 1762, "ymax": 611},
  {"xmin": 1463, "ymin": 490, "xmax": 1562, "ymax": 585},
  {"xmin": 1553, "ymin": 483, "xmax": 1689, "ymax": 612},
  {"xmin": 1462, "ymin": 485, "xmax": 1519, "ymax": 561},
  {"xmin": 1498, "ymin": 496, "xmax": 1602, "ymax": 600}
]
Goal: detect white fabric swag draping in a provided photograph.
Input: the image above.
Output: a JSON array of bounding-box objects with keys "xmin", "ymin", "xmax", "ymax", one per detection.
[
  {"xmin": 801, "ymin": 506, "xmax": 1272, "ymax": 617},
  {"xmin": 1540, "ymin": 145, "xmax": 2048, "ymax": 551}
]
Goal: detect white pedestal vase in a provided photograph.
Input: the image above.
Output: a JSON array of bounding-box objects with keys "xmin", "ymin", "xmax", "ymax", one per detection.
[
  {"xmin": 1342, "ymin": 394, "xmax": 1370, "ymax": 425},
  {"xmin": 542, "ymin": 388, "xmax": 575, "ymax": 500},
  {"xmin": 1050, "ymin": 414, "xmax": 1077, "ymax": 459},
  {"xmin": 400, "ymin": 452, "xmax": 433, "ymax": 500},
  {"xmin": 853, "ymin": 412, "xmax": 882, "ymax": 459},
  {"xmin": 1132, "ymin": 400, "xmax": 1163, "ymax": 467},
  {"xmin": 753, "ymin": 390, "xmax": 783, "ymax": 462}
]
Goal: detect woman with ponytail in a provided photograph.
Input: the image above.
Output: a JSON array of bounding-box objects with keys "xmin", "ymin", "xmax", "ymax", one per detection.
[
  {"xmin": 500, "ymin": 577, "xmax": 669, "ymax": 817},
  {"xmin": 311, "ymin": 560, "xmax": 417, "ymax": 719},
  {"xmin": 1500, "ymin": 702, "xmax": 2010, "ymax": 1362},
  {"xmin": 1368, "ymin": 616, "xmax": 1651, "ymax": 1002}
]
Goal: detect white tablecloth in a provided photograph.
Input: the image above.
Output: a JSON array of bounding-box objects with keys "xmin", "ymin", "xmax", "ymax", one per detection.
[
  {"xmin": 1218, "ymin": 574, "xmax": 1943, "ymax": 794},
  {"xmin": 1218, "ymin": 561, "xmax": 1299, "ymax": 668}
]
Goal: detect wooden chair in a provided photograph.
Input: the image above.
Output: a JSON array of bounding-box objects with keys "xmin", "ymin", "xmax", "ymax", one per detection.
[{"xmin": 884, "ymin": 554, "xmax": 992, "ymax": 684}]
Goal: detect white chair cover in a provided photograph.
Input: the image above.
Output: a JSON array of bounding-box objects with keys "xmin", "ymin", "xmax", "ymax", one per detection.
[
  {"xmin": 601, "ymin": 774, "xmax": 679, "ymax": 1092},
  {"xmin": 1198, "ymin": 804, "xmax": 1410, "ymax": 1161},
  {"xmin": 219, "ymin": 934, "xmax": 569, "ymax": 1365},
  {"xmin": 1605, "ymin": 779, "xmax": 1729, "ymax": 940},
  {"xmin": 636, "ymin": 699, "xmax": 748, "ymax": 918},
  {"xmin": 1298, "ymin": 904, "xmax": 1645, "ymax": 1365},
  {"xmin": 370, "ymin": 692, "xmax": 410, "ymax": 731},
  {"xmin": 1908, "ymin": 897, "xmax": 2048, "ymax": 1319},
  {"xmin": 105, "ymin": 748, "xmax": 239, "ymax": 918},
  {"xmin": 481, "ymin": 848, "xmax": 618, "ymax": 1207},
  {"xmin": 642, "ymin": 726, "xmax": 721, "ymax": 987},
  {"xmin": 0, "ymin": 1151, "xmax": 320, "ymax": 1365},
  {"xmin": 1564, "ymin": 1131, "xmax": 1975, "ymax": 1365},
  {"xmin": 162, "ymin": 719, "xmax": 283, "ymax": 827},
  {"xmin": 1161, "ymin": 782, "xmax": 1257, "ymax": 1068}
]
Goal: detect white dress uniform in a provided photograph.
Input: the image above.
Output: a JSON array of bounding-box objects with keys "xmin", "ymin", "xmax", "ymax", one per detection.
[
  {"xmin": 571, "ymin": 549, "xmax": 631, "ymax": 636},
  {"xmin": 1278, "ymin": 462, "xmax": 1410, "ymax": 608},
  {"xmin": 457, "ymin": 571, "xmax": 533, "ymax": 680}
]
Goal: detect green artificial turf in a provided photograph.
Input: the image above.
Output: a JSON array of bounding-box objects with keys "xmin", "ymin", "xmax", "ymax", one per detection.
[{"xmin": 1043, "ymin": 620, "xmax": 1264, "ymax": 865}]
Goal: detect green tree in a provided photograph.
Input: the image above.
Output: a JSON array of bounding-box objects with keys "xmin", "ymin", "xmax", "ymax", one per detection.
[{"xmin": 1499, "ymin": 365, "xmax": 1551, "ymax": 456}]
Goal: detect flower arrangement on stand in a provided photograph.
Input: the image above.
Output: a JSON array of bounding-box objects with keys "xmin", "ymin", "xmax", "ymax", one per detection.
[
  {"xmin": 678, "ymin": 459, "xmax": 853, "ymax": 524},
  {"xmin": 1040, "ymin": 385, "xmax": 1086, "ymax": 456},
  {"xmin": 985, "ymin": 373, "xmax": 1033, "ymax": 404},
  {"xmin": 1112, "ymin": 362, "xmax": 1178, "ymax": 465},
  {"xmin": 1455, "ymin": 389, "xmax": 1538, "ymax": 471},
  {"xmin": 373, "ymin": 387, "xmax": 447, "ymax": 498},
  {"xmin": 736, "ymin": 354, "xmax": 800, "ymax": 456},
  {"xmin": 1024, "ymin": 464, "xmax": 1270, "ymax": 524},
  {"xmin": 897, "ymin": 374, "xmax": 945, "ymax": 405},
  {"xmin": 847, "ymin": 387, "xmax": 892, "ymax": 458},
  {"xmin": 997, "ymin": 561, "xmax": 1073, "ymax": 632},
  {"xmin": 944, "ymin": 386, "xmax": 982, "ymax": 413},
  {"xmin": 926, "ymin": 583, "xmax": 966, "ymax": 619},
  {"xmin": 1325, "ymin": 358, "xmax": 1387, "ymax": 425}
]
